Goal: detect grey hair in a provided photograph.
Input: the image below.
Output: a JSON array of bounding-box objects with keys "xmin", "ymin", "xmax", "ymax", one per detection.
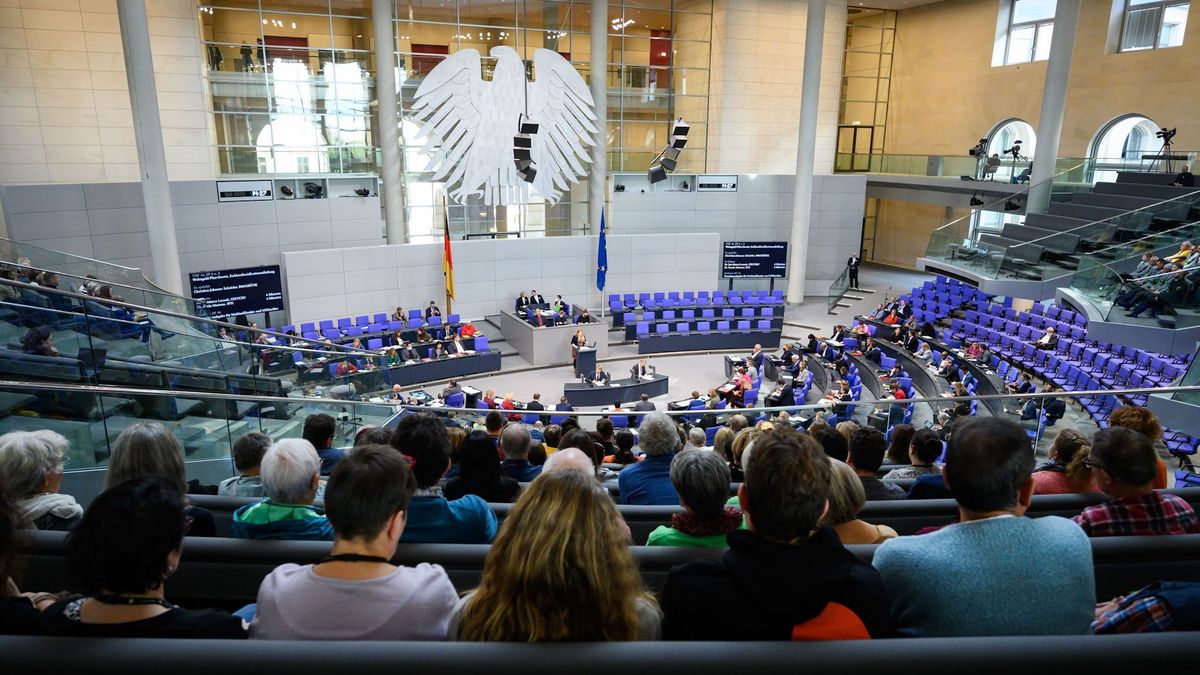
[
  {"xmin": 0, "ymin": 430, "xmax": 69, "ymax": 497},
  {"xmin": 637, "ymin": 412, "xmax": 680, "ymax": 457},
  {"xmin": 261, "ymin": 438, "xmax": 321, "ymax": 504},
  {"xmin": 670, "ymin": 449, "xmax": 731, "ymax": 521},
  {"xmin": 542, "ymin": 447, "xmax": 596, "ymax": 477},
  {"xmin": 821, "ymin": 459, "xmax": 866, "ymax": 525},
  {"xmin": 687, "ymin": 427, "xmax": 707, "ymax": 448},
  {"xmin": 500, "ymin": 424, "xmax": 531, "ymax": 459},
  {"xmin": 106, "ymin": 421, "xmax": 186, "ymax": 493}
]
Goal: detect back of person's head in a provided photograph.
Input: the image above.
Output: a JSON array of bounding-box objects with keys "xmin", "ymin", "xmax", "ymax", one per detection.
[
  {"xmin": 728, "ymin": 414, "xmax": 748, "ymax": 433},
  {"xmin": 391, "ymin": 413, "xmax": 452, "ymax": 488},
  {"xmin": 301, "ymin": 413, "xmax": 337, "ymax": 450},
  {"xmin": 106, "ymin": 422, "xmax": 186, "ymax": 494},
  {"xmin": 741, "ymin": 429, "xmax": 831, "ymax": 542},
  {"xmin": 944, "ymin": 417, "xmax": 1034, "ymax": 513},
  {"xmin": 500, "ymin": 424, "xmax": 532, "ymax": 460},
  {"xmin": 67, "ymin": 477, "xmax": 185, "ymax": 596},
  {"xmin": 910, "ymin": 428, "xmax": 943, "ymax": 465},
  {"xmin": 324, "ymin": 445, "xmax": 416, "ymax": 542},
  {"xmin": 848, "ymin": 426, "xmax": 887, "ymax": 473},
  {"xmin": 542, "ymin": 447, "xmax": 595, "ymax": 476},
  {"xmin": 835, "ymin": 420, "xmax": 859, "ymax": 444},
  {"xmin": 687, "ymin": 427, "xmax": 707, "ymax": 448},
  {"xmin": 1049, "ymin": 428, "xmax": 1093, "ymax": 491},
  {"xmin": 614, "ymin": 429, "xmax": 635, "ymax": 453},
  {"xmin": 230, "ymin": 432, "xmax": 271, "ymax": 473},
  {"xmin": 355, "ymin": 426, "xmax": 394, "ymax": 447},
  {"xmin": 485, "ymin": 411, "xmax": 505, "ymax": 433},
  {"xmin": 529, "ymin": 443, "xmax": 547, "ymax": 466},
  {"xmin": 712, "ymin": 427, "xmax": 735, "ymax": 463},
  {"xmin": 670, "ymin": 450, "xmax": 730, "ymax": 521},
  {"xmin": 458, "ymin": 430, "xmax": 504, "ymax": 482},
  {"xmin": 596, "ymin": 417, "xmax": 614, "ymax": 441},
  {"xmin": 812, "ymin": 426, "xmax": 849, "ymax": 462},
  {"xmin": 458, "ymin": 470, "xmax": 646, "ymax": 641},
  {"xmin": 885, "ymin": 424, "xmax": 915, "ymax": 464},
  {"xmin": 0, "ymin": 430, "xmax": 69, "ymax": 498},
  {"xmin": 637, "ymin": 412, "xmax": 679, "ymax": 457},
  {"xmin": 543, "ymin": 424, "xmax": 562, "ymax": 448},
  {"xmin": 1091, "ymin": 426, "xmax": 1157, "ymax": 487},
  {"xmin": 731, "ymin": 427, "xmax": 762, "ymax": 469},
  {"xmin": 261, "ymin": 439, "xmax": 320, "ymax": 504},
  {"xmin": 822, "ymin": 460, "xmax": 866, "ymax": 526},
  {"xmin": 1107, "ymin": 406, "xmax": 1164, "ymax": 443}
]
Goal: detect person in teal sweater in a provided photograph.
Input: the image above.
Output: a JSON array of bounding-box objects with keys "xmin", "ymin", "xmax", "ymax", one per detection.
[
  {"xmin": 872, "ymin": 417, "xmax": 1095, "ymax": 637},
  {"xmin": 230, "ymin": 438, "xmax": 334, "ymax": 541},
  {"xmin": 647, "ymin": 449, "xmax": 743, "ymax": 547}
]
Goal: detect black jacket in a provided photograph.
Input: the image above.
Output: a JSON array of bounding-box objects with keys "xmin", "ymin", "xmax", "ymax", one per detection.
[{"xmin": 661, "ymin": 529, "xmax": 893, "ymax": 640}]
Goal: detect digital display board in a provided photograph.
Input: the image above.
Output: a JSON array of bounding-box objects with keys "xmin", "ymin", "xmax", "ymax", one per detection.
[
  {"xmin": 722, "ymin": 241, "xmax": 788, "ymax": 278},
  {"xmin": 216, "ymin": 179, "xmax": 273, "ymax": 202},
  {"xmin": 188, "ymin": 265, "xmax": 284, "ymax": 318}
]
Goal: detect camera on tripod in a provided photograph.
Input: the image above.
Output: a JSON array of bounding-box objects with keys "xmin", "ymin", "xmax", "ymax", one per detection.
[
  {"xmin": 1157, "ymin": 128, "xmax": 1177, "ymax": 143},
  {"xmin": 1004, "ymin": 140, "xmax": 1023, "ymax": 159},
  {"xmin": 968, "ymin": 138, "xmax": 989, "ymax": 156}
]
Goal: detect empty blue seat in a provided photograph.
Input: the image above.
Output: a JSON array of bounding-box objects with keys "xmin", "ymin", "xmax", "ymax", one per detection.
[
  {"xmin": 761, "ymin": 307, "xmax": 774, "ymax": 318},
  {"xmin": 474, "ymin": 335, "xmax": 488, "ymax": 351},
  {"xmin": 447, "ymin": 313, "xmax": 460, "ymax": 324},
  {"xmin": 408, "ymin": 319, "xmax": 422, "ymax": 329},
  {"xmin": 319, "ymin": 319, "xmax": 335, "ymax": 331},
  {"xmin": 655, "ymin": 324, "xmax": 669, "ymax": 334},
  {"xmin": 345, "ymin": 326, "xmax": 363, "ymax": 337},
  {"xmin": 636, "ymin": 322, "xmax": 649, "ymax": 336},
  {"xmin": 756, "ymin": 320, "xmax": 770, "ymax": 330},
  {"xmin": 446, "ymin": 392, "xmax": 465, "ymax": 408},
  {"xmin": 697, "ymin": 321, "xmax": 711, "ymax": 332},
  {"xmin": 301, "ymin": 322, "xmax": 316, "ymax": 333},
  {"xmin": 355, "ymin": 315, "xmax": 369, "ymax": 327},
  {"xmin": 682, "ymin": 309, "xmax": 695, "ymax": 319},
  {"xmin": 322, "ymin": 329, "xmax": 341, "ymax": 340},
  {"xmin": 737, "ymin": 320, "xmax": 750, "ymax": 331},
  {"xmin": 367, "ymin": 338, "xmax": 383, "ymax": 350},
  {"xmin": 721, "ymin": 308, "xmax": 735, "ymax": 318},
  {"xmin": 676, "ymin": 322, "xmax": 689, "ymax": 333},
  {"xmin": 338, "ymin": 318, "xmax": 353, "ymax": 330},
  {"xmin": 408, "ymin": 310, "xmax": 422, "ymax": 320},
  {"xmin": 717, "ymin": 320, "xmax": 730, "ymax": 331},
  {"xmin": 741, "ymin": 308, "xmax": 755, "ymax": 317},
  {"xmin": 663, "ymin": 310, "xmax": 676, "ymax": 320},
  {"xmin": 701, "ymin": 308, "xmax": 715, "ymax": 319}
]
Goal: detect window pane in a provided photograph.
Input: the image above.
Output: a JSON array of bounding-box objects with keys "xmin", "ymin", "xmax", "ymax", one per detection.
[
  {"xmin": 1034, "ymin": 22, "xmax": 1054, "ymax": 60},
  {"xmin": 1012, "ymin": 0, "xmax": 1057, "ymax": 24},
  {"xmin": 1006, "ymin": 24, "xmax": 1035, "ymax": 64},
  {"xmin": 1122, "ymin": 6, "xmax": 1160, "ymax": 51},
  {"xmin": 1161, "ymin": 3, "xmax": 1189, "ymax": 47}
]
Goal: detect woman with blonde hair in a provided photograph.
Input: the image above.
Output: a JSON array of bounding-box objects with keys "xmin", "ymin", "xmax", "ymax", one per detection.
[
  {"xmin": 728, "ymin": 427, "xmax": 763, "ymax": 482},
  {"xmin": 1031, "ymin": 429, "xmax": 1096, "ymax": 495},
  {"xmin": 105, "ymin": 421, "xmax": 216, "ymax": 537},
  {"xmin": 1108, "ymin": 405, "xmax": 1173, "ymax": 488},
  {"xmin": 451, "ymin": 470, "xmax": 660, "ymax": 640},
  {"xmin": 821, "ymin": 460, "xmax": 897, "ymax": 545},
  {"xmin": 711, "ymin": 427, "xmax": 735, "ymax": 465},
  {"xmin": 835, "ymin": 420, "xmax": 859, "ymax": 444}
]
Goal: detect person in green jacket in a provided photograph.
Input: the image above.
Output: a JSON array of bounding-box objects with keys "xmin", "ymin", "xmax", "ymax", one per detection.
[
  {"xmin": 646, "ymin": 449, "xmax": 743, "ymax": 547},
  {"xmin": 230, "ymin": 438, "xmax": 334, "ymax": 541}
]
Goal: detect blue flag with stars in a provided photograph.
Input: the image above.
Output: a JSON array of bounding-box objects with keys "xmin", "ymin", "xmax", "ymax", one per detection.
[{"xmin": 596, "ymin": 208, "xmax": 608, "ymax": 292}]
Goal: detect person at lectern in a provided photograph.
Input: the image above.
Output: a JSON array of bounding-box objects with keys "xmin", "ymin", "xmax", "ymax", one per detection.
[
  {"xmin": 575, "ymin": 310, "xmax": 593, "ymax": 324},
  {"xmin": 586, "ymin": 364, "xmax": 610, "ymax": 386},
  {"xmin": 570, "ymin": 329, "xmax": 587, "ymax": 370},
  {"xmin": 630, "ymin": 359, "xmax": 651, "ymax": 380}
]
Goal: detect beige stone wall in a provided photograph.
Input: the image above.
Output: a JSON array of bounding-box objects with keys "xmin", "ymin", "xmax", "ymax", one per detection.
[
  {"xmin": 872, "ymin": 199, "xmax": 969, "ymax": 270},
  {"xmin": 706, "ymin": 0, "xmax": 846, "ymax": 174},
  {"xmin": 0, "ymin": 0, "xmax": 213, "ymax": 184},
  {"xmin": 887, "ymin": 0, "xmax": 1200, "ymax": 157}
]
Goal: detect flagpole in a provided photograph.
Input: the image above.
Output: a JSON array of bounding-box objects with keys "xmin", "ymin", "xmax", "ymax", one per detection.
[{"xmin": 443, "ymin": 194, "xmax": 454, "ymax": 316}]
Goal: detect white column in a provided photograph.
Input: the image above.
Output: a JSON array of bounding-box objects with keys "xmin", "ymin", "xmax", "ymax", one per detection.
[
  {"xmin": 373, "ymin": 0, "xmax": 407, "ymax": 243},
  {"xmin": 116, "ymin": 0, "xmax": 182, "ymax": 294},
  {"xmin": 1028, "ymin": 0, "xmax": 1080, "ymax": 213},
  {"xmin": 785, "ymin": 0, "xmax": 826, "ymax": 305},
  {"xmin": 588, "ymin": 0, "xmax": 608, "ymax": 236}
]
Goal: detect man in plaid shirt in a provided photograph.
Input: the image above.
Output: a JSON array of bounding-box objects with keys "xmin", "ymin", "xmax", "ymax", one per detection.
[{"xmin": 1074, "ymin": 427, "xmax": 1199, "ymax": 537}]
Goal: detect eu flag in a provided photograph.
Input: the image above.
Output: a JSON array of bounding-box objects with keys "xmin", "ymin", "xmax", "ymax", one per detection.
[{"xmin": 596, "ymin": 208, "xmax": 608, "ymax": 292}]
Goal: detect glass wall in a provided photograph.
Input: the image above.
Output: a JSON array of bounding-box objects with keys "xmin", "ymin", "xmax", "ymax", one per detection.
[{"xmin": 199, "ymin": 1, "xmax": 712, "ymax": 242}]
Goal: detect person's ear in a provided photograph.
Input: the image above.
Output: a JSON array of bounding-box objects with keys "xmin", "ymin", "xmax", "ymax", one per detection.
[
  {"xmin": 819, "ymin": 498, "xmax": 830, "ymax": 524},
  {"xmin": 309, "ymin": 473, "xmax": 320, "ymax": 493},
  {"xmin": 1016, "ymin": 476, "xmax": 1035, "ymax": 513},
  {"xmin": 165, "ymin": 548, "xmax": 182, "ymax": 579},
  {"xmin": 388, "ymin": 510, "xmax": 407, "ymax": 542}
]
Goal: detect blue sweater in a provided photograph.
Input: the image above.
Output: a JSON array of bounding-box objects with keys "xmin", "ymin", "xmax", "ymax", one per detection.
[
  {"xmin": 872, "ymin": 515, "xmax": 1095, "ymax": 637},
  {"xmin": 400, "ymin": 494, "xmax": 498, "ymax": 544},
  {"xmin": 617, "ymin": 453, "xmax": 678, "ymax": 505}
]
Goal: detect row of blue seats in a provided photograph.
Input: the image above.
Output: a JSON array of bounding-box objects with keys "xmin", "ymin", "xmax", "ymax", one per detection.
[
  {"xmin": 607, "ymin": 289, "xmax": 784, "ymax": 313},
  {"xmin": 634, "ymin": 319, "xmax": 774, "ymax": 336},
  {"xmin": 284, "ymin": 312, "xmax": 463, "ymax": 343}
]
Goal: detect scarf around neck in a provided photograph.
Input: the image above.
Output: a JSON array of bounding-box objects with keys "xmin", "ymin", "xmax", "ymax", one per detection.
[
  {"xmin": 670, "ymin": 506, "xmax": 743, "ymax": 537},
  {"xmin": 19, "ymin": 492, "xmax": 82, "ymax": 527}
]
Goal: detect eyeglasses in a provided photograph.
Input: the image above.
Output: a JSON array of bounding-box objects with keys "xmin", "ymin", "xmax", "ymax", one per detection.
[{"xmin": 1081, "ymin": 456, "xmax": 1106, "ymax": 472}]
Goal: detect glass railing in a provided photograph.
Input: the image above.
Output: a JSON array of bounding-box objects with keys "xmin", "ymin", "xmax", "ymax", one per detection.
[
  {"xmin": 827, "ymin": 266, "xmax": 850, "ymax": 314},
  {"xmin": 0, "ymin": 237, "xmax": 200, "ymax": 317},
  {"xmin": 923, "ymin": 159, "xmax": 1092, "ymax": 277},
  {"xmin": 836, "ymin": 152, "xmax": 1200, "ymax": 185}
]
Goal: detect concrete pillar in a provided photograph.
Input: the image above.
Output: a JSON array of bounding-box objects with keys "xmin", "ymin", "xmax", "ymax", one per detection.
[
  {"xmin": 373, "ymin": 0, "xmax": 408, "ymax": 244},
  {"xmin": 116, "ymin": 0, "xmax": 182, "ymax": 294},
  {"xmin": 785, "ymin": 0, "xmax": 826, "ymax": 305},
  {"xmin": 588, "ymin": 0, "xmax": 608, "ymax": 236},
  {"xmin": 1028, "ymin": 0, "xmax": 1080, "ymax": 214}
]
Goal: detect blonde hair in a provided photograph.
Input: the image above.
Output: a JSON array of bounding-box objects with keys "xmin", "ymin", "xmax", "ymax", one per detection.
[
  {"xmin": 835, "ymin": 421, "xmax": 859, "ymax": 444},
  {"xmin": 730, "ymin": 427, "xmax": 763, "ymax": 469},
  {"xmin": 457, "ymin": 470, "xmax": 653, "ymax": 641},
  {"xmin": 105, "ymin": 422, "xmax": 186, "ymax": 493},
  {"xmin": 821, "ymin": 459, "xmax": 866, "ymax": 525},
  {"xmin": 712, "ymin": 427, "xmax": 735, "ymax": 463}
]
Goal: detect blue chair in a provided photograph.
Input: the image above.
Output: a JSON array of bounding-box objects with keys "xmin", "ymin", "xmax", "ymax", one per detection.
[
  {"xmin": 756, "ymin": 320, "xmax": 770, "ymax": 331},
  {"xmin": 322, "ymin": 328, "xmax": 341, "ymax": 340},
  {"xmin": 655, "ymin": 324, "xmax": 669, "ymax": 334},
  {"xmin": 721, "ymin": 308, "xmax": 735, "ymax": 318},
  {"xmin": 319, "ymin": 319, "xmax": 335, "ymax": 332},
  {"xmin": 373, "ymin": 313, "xmax": 388, "ymax": 324},
  {"xmin": 663, "ymin": 310, "xmax": 676, "ymax": 320},
  {"xmin": 281, "ymin": 324, "xmax": 296, "ymax": 334},
  {"xmin": 355, "ymin": 315, "xmax": 369, "ymax": 327},
  {"xmin": 302, "ymin": 331, "xmax": 320, "ymax": 341},
  {"xmin": 697, "ymin": 321, "xmax": 711, "ymax": 332},
  {"xmin": 345, "ymin": 326, "xmax": 363, "ymax": 337},
  {"xmin": 705, "ymin": 426, "xmax": 721, "ymax": 445},
  {"xmin": 474, "ymin": 335, "xmax": 488, "ymax": 351},
  {"xmin": 367, "ymin": 338, "xmax": 383, "ymax": 350},
  {"xmin": 408, "ymin": 310, "xmax": 423, "ymax": 320},
  {"xmin": 301, "ymin": 322, "xmax": 316, "ymax": 334},
  {"xmin": 761, "ymin": 307, "xmax": 774, "ymax": 318},
  {"xmin": 698, "ymin": 291, "xmax": 710, "ymax": 304},
  {"xmin": 388, "ymin": 320, "xmax": 404, "ymax": 331},
  {"xmin": 676, "ymin": 322, "xmax": 689, "ymax": 333},
  {"xmin": 741, "ymin": 308, "xmax": 755, "ymax": 317},
  {"xmin": 448, "ymin": 313, "xmax": 460, "ymax": 325},
  {"xmin": 338, "ymin": 318, "xmax": 353, "ymax": 331},
  {"xmin": 428, "ymin": 316, "xmax": 443, "ymax": 327},
  {"xmin": 701, "ymin": 308, "xmax": 715, "ymax": 319},
  {"xmin": 743, "ymin": 388, "xmax": 758, "ymax": 407},
  {"xmin": 623, "ymin": 293, "xmax": 636, "ymax": 308},
  {"xmin": 737, "ymin": 320, "xmax": 751, "ymax": 331},
  {"xmin": 522, "ymin": 412, "xmax": 540, "ymax": 424},
  {"xmin": 550, "ymin": 414, "xmax": 569, "ymax": 425},
  {"xmin": 682, "ymin": 309, "xmax": 695, "ymax": 320},
  {"xmin": 623, "ymin": 312, "xmax": 635, "ymax": 325},
  {"xmin": 446, "ymin": 392, "xmax": 466, "ymax": 408},
  {"xmin": 636, "ymin": 321, "xmax": 650, "ymax": 337},
  {"xmin": 407, "ymin": 318, "xmax": 422, "ymax": 329},
  {"xmin": 728, "ymin": 294, "xmax": 743, "ymax": 305},
  {"xmin": 717, "ymin": 321, "xmax": 730, "ymax": 331}
]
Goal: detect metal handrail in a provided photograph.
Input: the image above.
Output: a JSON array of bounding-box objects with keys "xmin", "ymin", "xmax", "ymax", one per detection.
[
  {"xmin": 0, "ymin": 258, "xmax": 203, "ymax": 305},
  {"xmin": 1003, "ymin": 188, "xmax": 1200, "ymax": 254},
  {"xmin": 0, "ymin": 235, "xmax": 184, "ymax": 299}
]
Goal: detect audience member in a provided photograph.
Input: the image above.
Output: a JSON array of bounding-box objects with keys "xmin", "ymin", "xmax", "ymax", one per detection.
[
  {"xmin": 1074, "ymin": 427, "xmax": 1198, "ymax": 536},
  {"xmin": 0, "ymin": 430, "xmax": 81, "ymax": 531},
  {"xmin": 499, "ymin": 424, "xmax": 540, "ymax": 482},
  {"xmin": 881, "ymin": 429, "xmax": 943, "ymax": 480},
  {"xmin": 822, "ymin": 460, "xmax": 898, "ymax": 545},
  {"xmin": 301, "ymin": 414, "xmax": 343, "ymax": 476},
  {"xmin": 218, "ymin": 432, "xmax": 271, "ymax": 498},
  {"xmin": 608, "ymin": 429, "xmax": 639, "ymax": 465},
  {"xmin": 229, "ymin": 439, "xmax": 332, "ymax": 541},
  {"xmin": 617, "ymin": 413, "xmax": 680, "ymax": 505},
  {"xmin": 393, "ymin": 414, "xmax": 497, "ymax": 544},
  {"xmin": 883, "ymin": 424, "xmax": 915, "ymax": 465},
  {"xmin": 542, "ymin": 424, "xmax": 562, "ymax": 454},
  {"xmin": 38, "ymin": 477, "xmax": 245, "ymax": 639},
  {"xmin": 1031, "ymin": 429, "xmax": 1095, "ymax": 495},
  {"xmin": 0, "ymin": 479, "xmax": 50, "ymax": 634},
  {"xmin": 541, "ymin": 447, "xmax": 595, "ymax": 477},
  {"xmin": 711, "ymin": 427, "xmax": 735, "ymax": 466},
  {"xmin": 444, "ymin": 431, "xmax": 520, "ymax": 504},
  {"xmin": 848, "ymin": 427, "xmax": 904, "ymax": 500},
  {"xmin": 19, "ymin": 326, "xmax": 56, "ymax": 357},
  {"xmin": 684, "ymin": 427, "xmax": 708, "ymax": 452},
  {"xmin": 451, "ymin": 470, "xmax": 660, "ymax": 640},
  {"xmin": 872, "ymin": 417, "xmax": 1095, "ymax": 637},
  {"xmin": 1108, "ymin": 406, "xmax": 1173, "ymax": 489},
  {"xmin": 661, "ymin": 429, "xmax": 892, "ymax": 640},
  {"xmin": 647, "ymin": 450, "xmax": 741, "ymax": 547},
  {"xmin": 250, "ymin": 446, "xmax": 458, "ymax": 640},
  {"xmin": 354, "ymin": 426, "xmax": 394, "ymax": 447},
  {"xmin": 812, "ymin": 426, "xmax": 849, "ymax": 462},
  {"xmin": 106, "ymin": 422, "xmax": 215, "ymax": 537}
]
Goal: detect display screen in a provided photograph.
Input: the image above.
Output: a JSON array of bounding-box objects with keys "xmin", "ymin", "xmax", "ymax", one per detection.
[
  {"xmin": 188, "ymin": 265, "xmax": 284, "ymax": 318},
  {"xmin": 722, "ymin": 241, "xmax": 788, "ymax": 278}
]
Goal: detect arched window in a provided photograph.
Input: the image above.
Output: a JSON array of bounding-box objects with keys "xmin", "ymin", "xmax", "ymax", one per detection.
[
  {"xmin": 1089, "ymin": 114, "xmax": 1160, "ymax": 182},
  {"xmin": 985, "ymin": 119, "xmax": 1036, "ymax": 182}
]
